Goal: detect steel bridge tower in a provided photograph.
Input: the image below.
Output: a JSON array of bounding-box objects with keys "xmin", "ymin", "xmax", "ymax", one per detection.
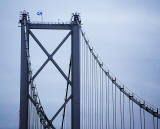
[
  {"xmin": 19, "ymin": 11, "xmax": 160, "ymax": 129},
  {"xmin": 19, "ymin": 11, "xmax": 81, "ymax": 129}
]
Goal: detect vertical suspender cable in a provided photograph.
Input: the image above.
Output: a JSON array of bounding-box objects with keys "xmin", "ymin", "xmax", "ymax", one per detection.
[
  {"xmin": 99, "ymin": 66, "xmax": 101, "ymax": 129},
  {"xmin": 91, "ymin": 51, "xmax": 94, "ymax": 129},
  {"xmin": 123, "ymin": 86, "xmax": 125, "ymax": 129},
  {"xmin": 87, "ymin": 46, "xmax": 89, "ymax": 129},
  {"xmin": 143, "ymin": 108, "xmax": 145, "ymax": 129},
  {"xmin": 93, "ymin": 54, "xmax": 95, "ymax": 129},
  {"xmin": 84, "ymin": 39, "xmax": 86, "ymax": 129},
  {"xmin": 140, "ymin": 107, "xmax": 143, "ymax": 129},
  {"xmin": 35, "ymin": 111, "xmax": 37, "ymax": 129},
  {"xmin": 81, "ymin": 35, "xmax": 84, "ymax": 129},
  {"xmin": 89, "ymin": 49, "xmax": 91, "ymax": 129},
  {"xmin": 153, "ymin": 116, "xmax": 156, "ymax": 129},
  {"xmin": 157, "ymin": 109, "xmax": 159, "ymax": 129},
  {"xmin": 100, "ymin": 67, "xmax": 102, "ymax": 129},
  {"xmin": 99, "ymin": 66, "xmax": 100, "ymax": 129},
  {"xmin": 129, "ymin": 99, "xmax": 131, "ymax": 129},
  {"xmin": 83, "ymin": 37, "xmax": 84, "ymax": 129},
  {"xmin": 31, "ymin": 90, "xmax": 34, "ymax": 129},
  {"xmin": 96, "ymin": 61, "xmax": 99, "ymax": 129},
  {"xmin": 106, "ymin": 75, "xmax": 108, "ymax": 129},
  {"xmin": 108, "ymin": 75, "xmax": 110, "ymax": 129},
  {"xmin": 95, "ymin": 59, "xmax": 97, "ymax": 129},
  {"xmin": 97, "ymin": 59, "xmax": 98, "ymax": 129},
  {"xmin": 80, "ymin": 34, "xmax": 82, "ymax": 129},
  {"xmin": 94, "ymin": 58, "xmax": 97, "ymax": 129},
  {"xmin": 86, "ymin": 44, "xmax": 88, "ymax": 129},
  {"xmin": 115, "ymin": 82, "xmax": 117, "ymax": 129},
  {"xmin": 102, "ymin": 69, "xmax": 104, "ymax": 129},
  {"xmin": 112, "ymin": 80, "xmax": 115, "ymax": 129},
  {"xmin": 120, "ymin": 90, "xmax": 122, "ymax": 129},
  {"xmin": 100, "ymin": 67, "xmax": 101, "ymax": 129},
  {"xmin": 132, "ymin": 99, "xmax": 134, "ymax": 129},
  {"xmin": 86, "ymin": 41, "xmax": 89, "ymax": 129},
  {"xmin": 87, "ymin": 47, "xmax": 90, "ymax": 129},
  {"xmin": 85, "ymin": 40, "xmax": 87, "ymax": 129},
  {"xmin": 93, "ymin": 52, "xmax": 94, "ymax": 129},
  {"xmin": 88, "ymin": 47, "xmax": 90, "ymax": 129},
  {"xmin": 82, "ymin": 37, "xmax": 84, "ymax": 129},
  {"xmin": 91, "ymin": 50, "xmax": 92, "ymax": 129},
  {"xmin": 90, "ymin": 50, "xmax": 91, "ymax": 129}
]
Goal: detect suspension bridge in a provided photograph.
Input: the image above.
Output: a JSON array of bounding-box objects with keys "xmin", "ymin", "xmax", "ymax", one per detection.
[{"xmin": 19, "ymin": 11, "xmax": 160, "ymax": 129}]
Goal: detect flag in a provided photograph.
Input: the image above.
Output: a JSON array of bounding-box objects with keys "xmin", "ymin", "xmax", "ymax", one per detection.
[{"xmin": 37, "ymin": 11, "xmax": 42, "ymax": 16}]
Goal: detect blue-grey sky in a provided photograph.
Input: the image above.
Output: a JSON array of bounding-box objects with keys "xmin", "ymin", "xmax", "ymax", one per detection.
[{"xmin": 0, "ymin": 0, "xmax": 160, "ymax": 128}]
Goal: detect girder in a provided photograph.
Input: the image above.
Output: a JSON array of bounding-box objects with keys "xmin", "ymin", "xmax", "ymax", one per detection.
[{"xmin": 29, "ymin": 23, "xmax": 71, "ymax": 30}]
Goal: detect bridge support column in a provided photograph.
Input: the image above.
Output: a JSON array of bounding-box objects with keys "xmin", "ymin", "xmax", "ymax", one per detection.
[
  {"xmin": 71, "ymin": 14, "xmax": 81, "ymax": 129},
  {"xmin": 19, "ymin": 11, "xmax": 29, "ymax": 129}
]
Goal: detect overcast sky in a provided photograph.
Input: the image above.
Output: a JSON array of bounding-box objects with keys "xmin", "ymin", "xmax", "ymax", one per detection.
[{"xmin": 0, "ymin": 0, "xmax": 160, "ymax": 129}]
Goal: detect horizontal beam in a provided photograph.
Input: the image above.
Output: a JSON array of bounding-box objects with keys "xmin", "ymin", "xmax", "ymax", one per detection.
[{"xmin": 29, "ymin": 23, "xmax": 72, "ymax": 30}]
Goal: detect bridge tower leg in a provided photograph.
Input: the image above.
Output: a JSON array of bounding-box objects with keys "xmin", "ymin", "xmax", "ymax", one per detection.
[
  {"xmin": 19, "ymin": 11, "xmax": 29, "ymax": 129},
  {"xmin": 71, "ymin": 14, "xmax": 81, "ymax": 129}
]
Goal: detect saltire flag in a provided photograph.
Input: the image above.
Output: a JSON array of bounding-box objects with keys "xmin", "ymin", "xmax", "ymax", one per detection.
[{"xmin": 37, "ymin": 11, "xmax": 43, "ymax": 16}]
